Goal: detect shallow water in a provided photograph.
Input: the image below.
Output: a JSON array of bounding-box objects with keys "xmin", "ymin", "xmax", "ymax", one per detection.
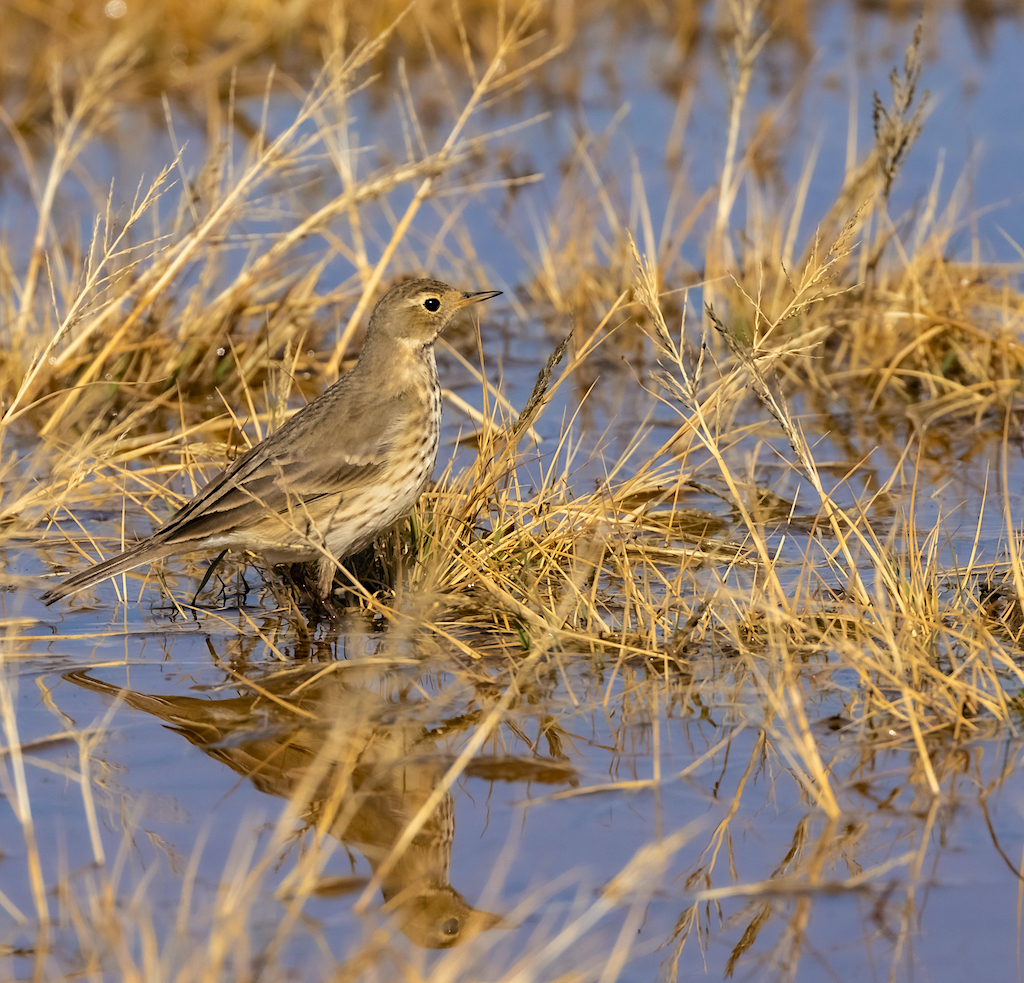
[
  {"xmin": 3, "ymin": 636, "xmax": 1024, "ymax": 981},
  {"xmin": 4, "ymin": 4, "xmax": 1024, "ymax": 981}
]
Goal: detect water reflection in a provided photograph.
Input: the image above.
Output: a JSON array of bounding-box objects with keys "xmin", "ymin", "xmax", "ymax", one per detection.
[
  {"xmin": 19, "ymin": 624, "xmax": 1024, "ymax": 979},
  {"xmin": 63, "ymin": 658, "xmax": 560, "ymax": 948}
]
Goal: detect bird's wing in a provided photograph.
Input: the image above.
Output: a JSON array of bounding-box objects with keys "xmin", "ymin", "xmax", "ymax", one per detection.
[{"xmin": 157, "ymin": 387, "xmax": 406, "ymax": 546}]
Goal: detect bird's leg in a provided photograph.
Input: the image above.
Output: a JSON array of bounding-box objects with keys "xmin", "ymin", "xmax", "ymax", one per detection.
[
  {"xmin": 316, "ymin": 555, "xmax": 337, "ymax": 600},
  {"xmin": 268, "ymin": 560, "xmax": 343, "ymax": 627},
  {"xmin": 262, "ymin": 564, "xmax": 324, "ymax": 637},
  {"xmin": 277, "ymin": 559, "xmax": 340, "ymax": 628}
]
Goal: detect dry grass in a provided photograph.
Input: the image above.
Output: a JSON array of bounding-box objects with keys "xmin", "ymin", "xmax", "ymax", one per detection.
[{"xmin": 0, "ymin": 0, "xmax": 1023, "ymax": 980}]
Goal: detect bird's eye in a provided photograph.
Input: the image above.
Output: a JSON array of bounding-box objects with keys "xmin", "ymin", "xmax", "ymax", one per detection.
[
  {"xmin": 423, "ymin": 297, "xmax": 441, "ymax": 312},
  {"xmin": 441, "ymin": 917, "xmax": 460, "ymax": 936}
]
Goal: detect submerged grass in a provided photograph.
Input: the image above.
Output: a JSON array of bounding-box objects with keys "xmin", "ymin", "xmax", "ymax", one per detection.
[{"xmin": 0, "ymin": 1, "xmax": 1023, "ymax": 980}]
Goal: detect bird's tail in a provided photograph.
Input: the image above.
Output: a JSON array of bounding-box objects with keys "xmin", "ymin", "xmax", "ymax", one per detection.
[{"xmin": 41, "ymin": 538, "xmax": 172, "ymax": 605}]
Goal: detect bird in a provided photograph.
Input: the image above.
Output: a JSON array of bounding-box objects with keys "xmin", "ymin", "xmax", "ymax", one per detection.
[{"xmin": 41, "ymin": 278, "xmax": 501, "ymax": 605}]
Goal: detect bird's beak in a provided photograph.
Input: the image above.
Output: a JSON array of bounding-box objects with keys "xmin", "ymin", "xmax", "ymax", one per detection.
[{"xmin": 457, "ymin": 289, "xmax": 502, "ymax": 309}]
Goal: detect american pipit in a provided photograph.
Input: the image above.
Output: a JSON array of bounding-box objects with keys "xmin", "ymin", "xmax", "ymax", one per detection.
[{"xmin": 42, "ymin": 278, "xmax": 501, "ymax": 605}]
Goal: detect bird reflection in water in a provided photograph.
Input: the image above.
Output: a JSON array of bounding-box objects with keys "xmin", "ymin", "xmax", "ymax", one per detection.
[{"xmin": 64, "ymin": 661, "xmax": 549, "ymax": 949}]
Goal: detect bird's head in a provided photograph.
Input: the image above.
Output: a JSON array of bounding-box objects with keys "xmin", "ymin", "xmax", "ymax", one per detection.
[{"xmin": 366, "ymin": 278, "xmax": 501, "ymax": 350}]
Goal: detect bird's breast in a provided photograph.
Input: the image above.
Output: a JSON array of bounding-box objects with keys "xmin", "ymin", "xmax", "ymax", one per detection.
[
  {"xmin": 320, "ymin": 364, "xmax": 442, "ymax": 558},
  {"xmin": 388, "ymin": 373, "xmax": 442, "ymax": 497}
]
